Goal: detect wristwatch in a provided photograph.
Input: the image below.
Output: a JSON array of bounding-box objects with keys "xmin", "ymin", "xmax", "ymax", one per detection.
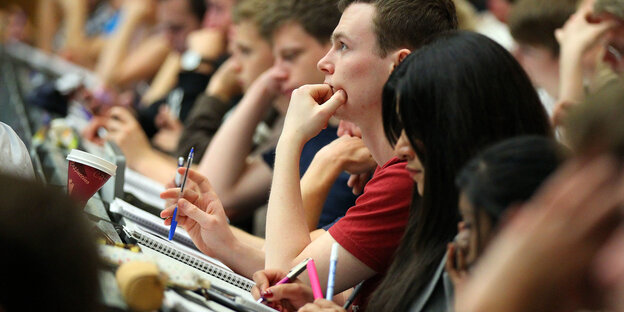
[{"xmin": 180, "ymin": 50, "xmax": 215, "ymax": 72}]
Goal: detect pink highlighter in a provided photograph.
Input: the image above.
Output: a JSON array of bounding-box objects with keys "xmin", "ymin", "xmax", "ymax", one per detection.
[{"xmin": 307, "ymin": 259, "xmax": 324, "ymax": 300}]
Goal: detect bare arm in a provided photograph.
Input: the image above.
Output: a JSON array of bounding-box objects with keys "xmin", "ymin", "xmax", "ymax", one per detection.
[
  {"xmin": 95, "ymin": 0, "xmax": 161, "ymax": 88},
  {"xmin": 36, "ymin": 0, "xmax": 59, "ymax": 53},
  {"xmin": 265, "ymin": 85, "xmax": 376, "ymax": 293},
  {"xmin": 198, "ymin": 69, "xmax": 279, "ymax": 212}
]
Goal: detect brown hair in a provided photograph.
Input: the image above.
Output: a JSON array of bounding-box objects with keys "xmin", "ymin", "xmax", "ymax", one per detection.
[
  {"xmin": 260, "ymin": 0, "xmax": 341, "ymax": 44},
  {"xmin": 338, "ymin": 0, "xmax": 458, "ymax": 56},
  {"xmin": 595, "ymin": 0, "xmax": 624, "ymax": 20},
  {"xmin": 232, "ymin": 0, "xmax": 274, "ymax": 41},
  {"xmin": 508, "ymin": 0, "xmax": 578, "ymax": 55},
  {"xmin": 566, "ymin": 79, "xmax": 624, "ymax": 158}
]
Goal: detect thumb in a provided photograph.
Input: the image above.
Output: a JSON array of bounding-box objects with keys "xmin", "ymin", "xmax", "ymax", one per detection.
[{"xmin": 320, "ymin": 90, "xmax": 347, "ymax": 116}]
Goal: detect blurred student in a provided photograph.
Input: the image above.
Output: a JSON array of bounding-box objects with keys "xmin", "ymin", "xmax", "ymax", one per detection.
[
  {"xmin": 456, "ymin": 79, "xmax": 624, "ymax": 312},
  {"xmin": 447, "ymin": 136, "xmax": 565, "ymax": 309},
  {"xmin": 0, "ymin": 174, "xmax": 100, "ymax": 311},
  {"xmin": 508, "ymin": 0, "xmax": 577, "ymax": 116}
]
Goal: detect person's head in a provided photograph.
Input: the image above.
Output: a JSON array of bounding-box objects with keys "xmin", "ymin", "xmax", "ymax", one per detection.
[
  {"xmin": 564, "ymin": 80, "xmax": 624, "ymax": 311},
  {"xmin": 508, "ymin": 0, "xmax": 578, "ymax": 98},
  {"xmin": 370, "ymin": 31, "xmax": 553, "ymax": 311},
  {"xmin": 455, "ymin": 136, "xmax": 566, "ymax": 266},
  {"xmin": 158, "ymin": 0, "xmax": 205, "ymax": 52},
  {"xmin": 591, "ymin": 0, "xmax": 624, "ymax": 73},
  {"xmin": 204, "ymin": 0, "xmax": 235, "ymax": 32},
  {"xmin": 262, "ymin": 0, "xmax": 341, "ymax": 97},
  {"xmin": 318, "ymin": 0, "xmax": 458, "ymax": 127},
  {"xmin": 0, "ymin": 175, "xmax": 99, "ymax": 311},
  {"xmin": 230, "ymin": 0, "xmax": 274, "ymax": 91}
]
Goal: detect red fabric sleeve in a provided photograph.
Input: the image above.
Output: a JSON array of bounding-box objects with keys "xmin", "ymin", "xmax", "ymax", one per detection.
[{"xmin": 328, "ymin": 157, "xmax": 413, "ymax": 273}]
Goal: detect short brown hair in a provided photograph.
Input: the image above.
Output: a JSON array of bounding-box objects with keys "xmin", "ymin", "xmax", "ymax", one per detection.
[
  {"xmin": 232, "ymin": 0, "xmax": 275, "ymax": 41},
  {"xmin": 338, "ymin": 0, "xmax": 458, "ymax": 56},
  {"xmin": 508, "ymin": 0, "xmax": 578, "ymax": 56},
  {"xmin": 260, "ymin": 0, "xmax": 341, "ymax": 44},
  {"xmin": 566, "ymin": 79, "xmax": 624, "ymax": 158}
]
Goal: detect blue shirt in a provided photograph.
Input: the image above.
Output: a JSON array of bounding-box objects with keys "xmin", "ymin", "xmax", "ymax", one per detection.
[{"xmin": 262, "ymin": 126, "xmax": 358, "ymax": 228}]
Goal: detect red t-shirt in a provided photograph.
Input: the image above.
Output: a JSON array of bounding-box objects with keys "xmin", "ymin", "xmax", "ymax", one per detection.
[{"xmin": 328, "ymin": 157, "xmax": 413, "ymax": 310}]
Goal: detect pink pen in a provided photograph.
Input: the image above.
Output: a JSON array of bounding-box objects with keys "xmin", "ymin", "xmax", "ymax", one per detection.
[
  {"xmin": 257, "ymin": 258, "xmax": 311, "ymax": 303},
  {"xmin": 307, "ymin": 259, "xmax": 323, "ymax": 300}
]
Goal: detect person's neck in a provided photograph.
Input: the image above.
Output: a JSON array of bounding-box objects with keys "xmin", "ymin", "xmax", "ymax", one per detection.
[{"xmin": 359, "ymin": 118, "xmax": 395, "ymax": 167}]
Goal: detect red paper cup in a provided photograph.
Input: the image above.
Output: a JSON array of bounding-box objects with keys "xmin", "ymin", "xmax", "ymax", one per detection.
[{"xmin": 66, "ymin": 149, "xmax": 117, "ymax": 207}]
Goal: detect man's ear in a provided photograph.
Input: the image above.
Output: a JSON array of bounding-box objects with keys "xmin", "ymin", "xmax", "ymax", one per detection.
[{"xmin": 390, "ymin": 48, "xmax": 411, "ymax": 71}]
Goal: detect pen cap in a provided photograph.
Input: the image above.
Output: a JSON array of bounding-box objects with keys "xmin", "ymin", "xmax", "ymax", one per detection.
[{"xmin": 66, "ymin": 149, "xmax": 116, "ymax": 208}]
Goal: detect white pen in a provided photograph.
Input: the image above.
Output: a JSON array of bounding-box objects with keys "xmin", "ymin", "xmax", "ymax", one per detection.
[
  {"xmin": 174, "ymin": 156, "xmax": 184, "ymax": 186},
  {"xmin": 326, "ymin": 243, "xmax": 339, "ymax": 300}
]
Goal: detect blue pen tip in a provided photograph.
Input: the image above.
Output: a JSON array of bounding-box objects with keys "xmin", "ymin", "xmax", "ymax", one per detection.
[{"xmin": 168, "ymin": 221, "xmax": 177, "ymax": 240}]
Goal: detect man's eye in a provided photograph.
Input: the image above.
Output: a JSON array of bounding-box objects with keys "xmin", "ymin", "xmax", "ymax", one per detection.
[{"xmin": 340, "ymin": 42, "xmax": 348, "ymax": 51}]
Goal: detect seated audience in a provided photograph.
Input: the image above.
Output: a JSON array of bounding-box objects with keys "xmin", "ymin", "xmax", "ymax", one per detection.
[
  {"xmin": 161, "ymin": 0, "xmax": 458, "ymax": 302},
  {"xmin": 253, "ymin": 31, "xmax": 552, "ymax": 312},
  {"xmin": 195, "ymin": 0, "xmax": 358, "ymax": 225}
]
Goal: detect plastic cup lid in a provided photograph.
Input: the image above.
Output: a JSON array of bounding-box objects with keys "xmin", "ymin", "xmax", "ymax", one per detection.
[{"xmin": 66, "ymin": 149, "xmax": 117, "ymax": 176}]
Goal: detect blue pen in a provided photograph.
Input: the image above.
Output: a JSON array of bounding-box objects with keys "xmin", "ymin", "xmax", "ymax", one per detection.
[
  {"xmin": 326, "ymin": 243, "xmax": 339, "ymax": 299},
  {"xmin": 169, "ymin": 148, "xmax": 194, "ymax": 240}
]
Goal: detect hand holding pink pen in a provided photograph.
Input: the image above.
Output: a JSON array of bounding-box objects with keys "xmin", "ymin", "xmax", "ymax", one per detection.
[{"xmin": 307, "ymin": 259, "xmax": 324, "ymax": 300}]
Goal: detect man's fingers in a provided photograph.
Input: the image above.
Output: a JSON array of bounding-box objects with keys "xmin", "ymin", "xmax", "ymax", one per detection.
[
  {"xmin": 177, "ymin": 198, "xmax": 211, "ymax": 225},
  {"xmin": 320, "ymin": 90, "xmax": 347, "ymax": 116}
]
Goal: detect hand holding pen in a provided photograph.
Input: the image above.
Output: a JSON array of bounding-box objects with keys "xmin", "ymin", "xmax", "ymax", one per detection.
[
  {"xmin": 169, "ymin": 148, "xmax": 194, "ymax": 240},
  {"xmin": 252, "ymin": 261, "xmax": 316, "ymax": 310}
]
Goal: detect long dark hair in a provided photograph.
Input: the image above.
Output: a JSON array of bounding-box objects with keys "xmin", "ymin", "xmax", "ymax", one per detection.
[
  {"xmin": 456, "ymin": 136, "xmax": 566, "ymax": 255},
  {"xmin": 370, "ymin": 31, "xmax": 553, "ymax": 311}
]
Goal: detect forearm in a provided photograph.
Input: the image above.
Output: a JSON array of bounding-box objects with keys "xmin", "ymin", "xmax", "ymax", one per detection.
[
  {"xmin": 217, "ymin": 236, "xmax": 265, "ymax": 279},
  {"xmin": 553, "ymin": 50, "xmax": 585, "ymax": 127},
  {"xmin": 265, "ymin": 135, "xmax": 311, "ymax": 270},
  {"xmin": 119, "ymin": 36, "xmax": 173, "ymax": 92},
  {"xmin": 36, "ymin": 0, "xmax": 58, "ymax": 53},
  {"xmin": 95, "ymin": 10, "xmax": 143, "ymax": 87},
  {"xmin": 60, "ymin": 0, "xmax": 88, "ymax": 50},
  {"xmin": 198, "ymin": 84, "xmax": 273, "ymax": 195},
  {"xmin": 130, "ymin": 149, "xmax": 179, "ymax": 185},
  {"xmin": 301, "ymin": 154, "xmax": 344, "ymax": 230}
]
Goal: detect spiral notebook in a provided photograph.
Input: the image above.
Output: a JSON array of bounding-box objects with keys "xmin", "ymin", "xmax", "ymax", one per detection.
[
  {"xmin": 123, "ymin": 224, "xmax": 256, "ymax": 295},
  {"xmin": 110, "ymin": 198, "xmax": 197, "ymax": 250}
]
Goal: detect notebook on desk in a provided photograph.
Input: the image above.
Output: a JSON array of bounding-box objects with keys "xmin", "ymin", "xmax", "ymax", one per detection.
[
  {"xmin": 110, "ymin": 198, "xmax": 197, "ymax": 250},
  {"xmin": 123, "ymin": 224, "xmax": 256, "ymax": 296}
]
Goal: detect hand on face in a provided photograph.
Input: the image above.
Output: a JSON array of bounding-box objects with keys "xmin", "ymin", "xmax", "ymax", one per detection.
[
  {"xmin": 152, "ymin": 106, "xmax": 183, "ymax": 152},
  {"xmin": 207, "ymin": 57, "xmax": 243, "ymax": 102},
  {"xmin": 316, "ymin": 135, "xmax": 375, "ymax": 194},
  {"xmin": 282, "ymin": 84, "xmax": 347, "ymax": 144},
  {"xmin": 251, "ymin": 269, "xmax": 314, "ymax": 312},
  {"xmin": 160, "ymin": 168, "xmax": 236, "ymax": 257},
  {"xmin": 104, "ymin": 107, "xmax": 151, "ymax": 167}
]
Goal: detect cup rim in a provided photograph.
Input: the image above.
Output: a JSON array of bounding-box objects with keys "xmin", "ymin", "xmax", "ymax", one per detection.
[{"xmin": 66, "ymin": 149, "xmax": 117, "ymax": 176}]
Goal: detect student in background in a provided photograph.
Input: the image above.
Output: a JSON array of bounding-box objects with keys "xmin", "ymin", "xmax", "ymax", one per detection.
[
  {"xmin": 508, "ymin": 0, "xmax": 578, "ymax": 116},
  {"xmin": 0, "ymin": 174, "xmax": 100, "ymax": 311},
  {"xmin": 447, "ymin": 136, "xmax": 566, "ymax": 309},
  {"xmin": 456, "ymin": 80, "xmax": 624, "ymax": 312}
]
